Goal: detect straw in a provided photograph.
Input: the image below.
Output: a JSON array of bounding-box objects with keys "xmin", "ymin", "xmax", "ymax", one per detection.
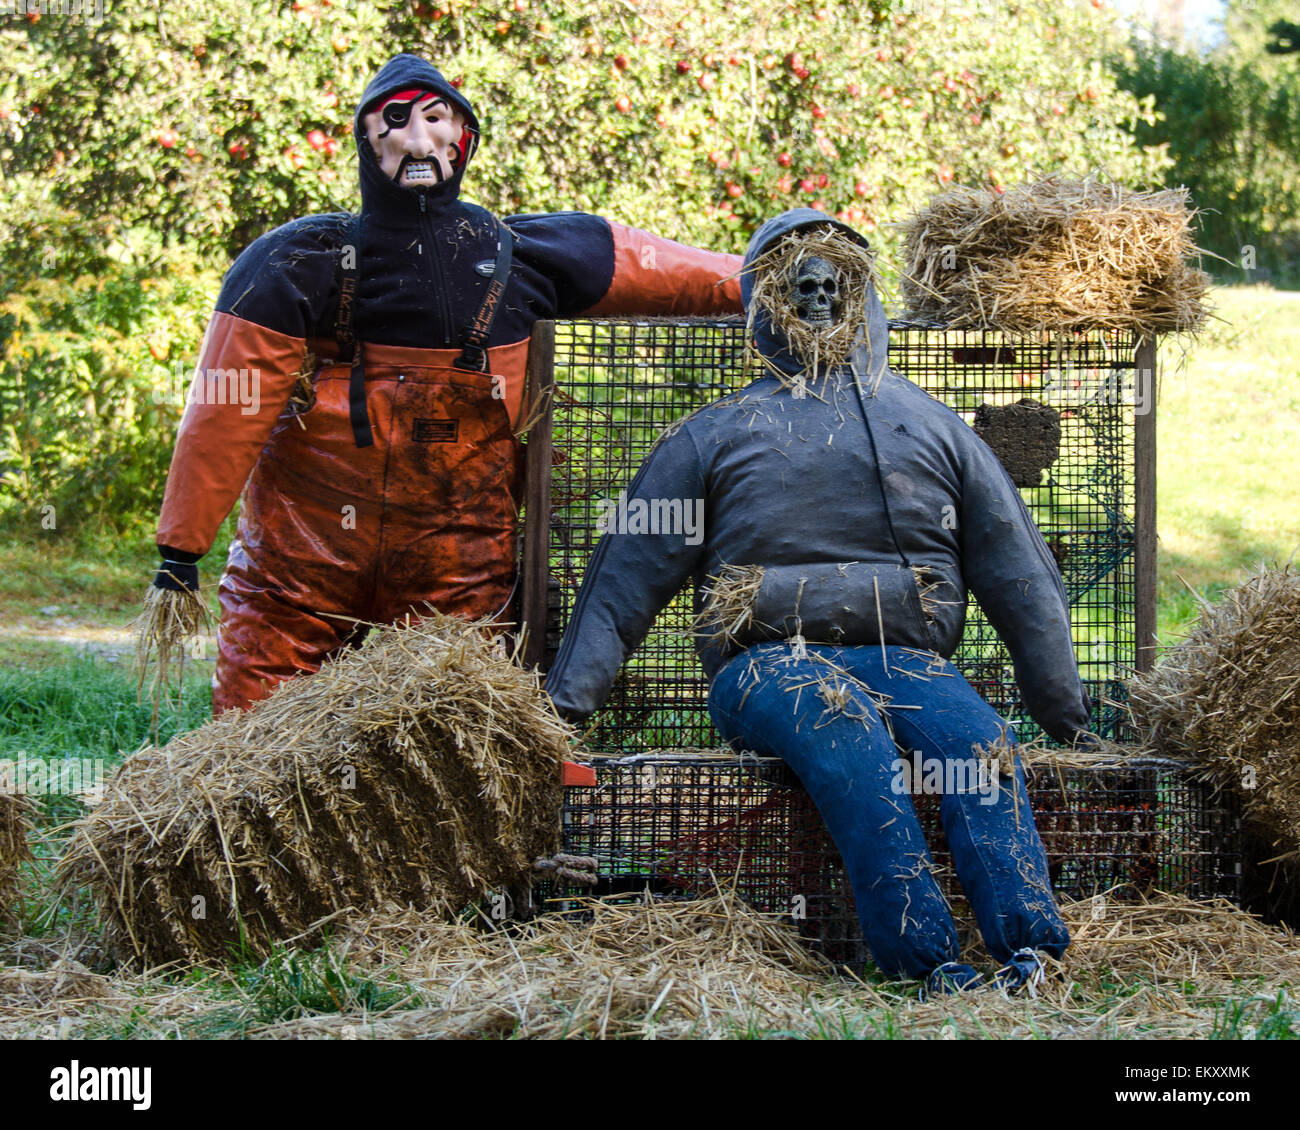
[
  {"xmin": 693, "ymin": 564, "xmax": 766, "ymax": 649},
  {"xmin": 0, "ymin": 790, "xmax": 35, "ymax": 926},
  {"xmin": 744, "ymin": 226, "xmax": 883, "ymax": 384}
]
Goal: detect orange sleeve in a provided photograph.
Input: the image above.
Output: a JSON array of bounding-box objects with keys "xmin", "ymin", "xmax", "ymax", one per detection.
[
  {"xmin": 155, "ymin": 311, "xmax": 304, "ymax": 556},
  {"xmin": 581, "ymin": 222, "xmax": 743, "ymax": 317}
]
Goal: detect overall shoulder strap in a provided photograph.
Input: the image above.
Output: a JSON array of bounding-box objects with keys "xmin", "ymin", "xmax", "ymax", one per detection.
[
  {"xmin": 454, "ymin": 216, "xmax": 514, "ymax": 373},
  {"xmin": 336, "ymin": 214, "xmax": 374, "ymax": 448}
]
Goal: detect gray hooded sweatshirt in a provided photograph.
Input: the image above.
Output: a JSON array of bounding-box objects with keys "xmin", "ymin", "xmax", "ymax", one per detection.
[{"xmin": 545, "ymin": 209, "xmax": 1092, "ymax": 745}]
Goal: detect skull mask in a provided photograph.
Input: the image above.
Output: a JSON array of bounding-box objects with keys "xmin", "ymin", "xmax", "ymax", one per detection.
[{"xmin": 790, "ymin": 257, "xmax": 842, "ymax": 328}]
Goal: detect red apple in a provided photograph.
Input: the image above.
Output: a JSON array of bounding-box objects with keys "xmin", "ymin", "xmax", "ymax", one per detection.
[
  {"xmin": 156, "ymin": 129, "xmax": 179, "ymax": 149},
  {"xmin": 846, "ymin": 83, "xmax": 860, "ymax": 98},
  {"xmin": 811, "ymin": 104, "xmax": 826, "ymax": 119},
  {"xmin": 323, "ymin": 138, "xmax": 339, "ymax": 156},
  {"xmin": 676, "ymin": 59, "xmax": 691, "ymax": 74},
  {"xmin": 614, "ymin": 54, "xmax": 629, "ymax": 70},
  {"xmin": 307, "ymin": 129, "xmax": 327, "ymax": 150},
  {"xmin": 854, "ymin": 180, "xmax": 871, "ymax": 197},
  {"xmin": 615, "ymin": 95, "xmax": 632, "ymax": 113},
  {"xmin": 817, "ymin": 172, "xmax": 829, "ymax": 188},
  {"xmin": 879, "ymin": 85, "xmax": 894, "ymax": 99},
  {"xmin": 331, "ymin": 34, "xmax": 349, "ymax": 52},
  {"xmin": 698, "ymin": 73, "xmax": 715, "ymax": 91},
  {"xmin": 777, "ymin": 152, "xmax": 792, "ymax": 167},
  {"xmin": 937, "ymin": 164, "xmax": 954, "ymax": 183},
  {"xmin": 799, "ymin": 178, "xmax": 815, "ymax": 193},
  {"xmin": 726, "ymin": 181, "xmax": 743, "ymax": 198}
]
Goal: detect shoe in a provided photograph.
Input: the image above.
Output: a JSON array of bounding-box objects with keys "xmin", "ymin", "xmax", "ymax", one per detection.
[
  {"xmin": 990, "ymin": 948, "xmax": 1048, "ymax": 994},
  {"xmin": 919, "ymin": 961, "xmax": 985, "ymax": 1001}
]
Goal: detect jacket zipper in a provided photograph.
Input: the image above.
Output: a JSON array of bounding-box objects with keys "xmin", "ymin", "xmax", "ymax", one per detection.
[{"xmin": 419, "ymin": 194, "xmax": 455, "ymax": 346}]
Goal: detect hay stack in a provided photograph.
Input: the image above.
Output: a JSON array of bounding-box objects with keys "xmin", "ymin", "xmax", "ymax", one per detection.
[
  {"xmin": 1128, "ymin": 565, "xmax": 1300, "ymax": 922},
  {"xmin": 59, "ymin": 613, "xmax": 571, "ymax": 967},
  {"xmin": 0, "ymin": 792, "xmax": 35, "ymax": 927},
  {"xmin": 899, "ymin": 175, "xmax": 1210, "ymax": 335}
]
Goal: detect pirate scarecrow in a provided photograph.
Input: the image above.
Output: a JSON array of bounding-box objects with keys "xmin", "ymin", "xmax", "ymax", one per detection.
[
  {"xmin": 545, "ymin": 209, "xmax": 1094, "ymax": 993},
  {"xmin": 146, "ymin": 54, "xmax": 742, "ymax": 713}
]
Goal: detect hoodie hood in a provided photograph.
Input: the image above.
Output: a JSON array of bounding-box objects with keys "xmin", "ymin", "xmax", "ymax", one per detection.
[
  {"xmin": 355, "ymin": 54, "xmax": 480, "ymax": 216},
  {"xmin": 741, "ymin": 208, "xmax": 889, "ymax": 385}
]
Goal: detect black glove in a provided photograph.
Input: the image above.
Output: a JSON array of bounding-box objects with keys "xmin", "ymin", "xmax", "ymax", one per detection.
[{"xmin": 153, "ymin": 545, "xmax": 201, "ymax": 593}]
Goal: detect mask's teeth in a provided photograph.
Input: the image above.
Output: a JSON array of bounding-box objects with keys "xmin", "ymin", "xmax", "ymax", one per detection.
[{"xmin": 404, "ymin": 161, "xmax": 436, "ymax": 183}]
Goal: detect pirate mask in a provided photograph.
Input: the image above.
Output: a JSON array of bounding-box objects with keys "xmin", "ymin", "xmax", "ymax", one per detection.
[{"xmin": 362, "ymin": 88, "xmax": 477, "ymax": 187}]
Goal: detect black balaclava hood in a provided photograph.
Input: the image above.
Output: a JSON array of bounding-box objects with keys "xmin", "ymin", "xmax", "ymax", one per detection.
[
  {"xmin": 355, "ymin": 53, "xmax": 480, "ymax": 214},
  {"xmin": 741, "ymin": 208, "xmax": 889, "ymax": 385}
]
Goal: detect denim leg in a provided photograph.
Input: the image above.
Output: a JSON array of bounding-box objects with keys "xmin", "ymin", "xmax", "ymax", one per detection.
[
  {"xmin": 707, "ymin": 643, "xmax": 960, "ymax": 978},
  {"xmin": 830, "ymin": 647, "xmax": 1070, "ymax": 963}
]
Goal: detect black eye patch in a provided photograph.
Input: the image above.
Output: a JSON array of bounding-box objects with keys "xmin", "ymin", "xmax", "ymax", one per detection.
[{"xmin": 381, "ymin": 101, "xmax": 414, "ymax": 131}]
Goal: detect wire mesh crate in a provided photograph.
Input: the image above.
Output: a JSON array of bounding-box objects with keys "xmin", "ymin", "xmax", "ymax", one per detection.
[{"xmin": 541, "ymin": 752, "xmax": 1242, "ymax": 967}]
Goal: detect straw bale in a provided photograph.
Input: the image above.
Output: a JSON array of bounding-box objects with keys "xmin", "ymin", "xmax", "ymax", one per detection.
[
  {"xmin": 0, "ymin": 791, "xmax": 35, "ymax": 926},
  {"xmin": 898, "ymin": 175, "xmax": 1211, "ymax": 336},
  {"xmin": 1128, "ymin": 565, "xmax": 1300, "ymax": 921},
  {"xmin": 58, "ymin": 613, "xmax": 572, "ymax": 967}
]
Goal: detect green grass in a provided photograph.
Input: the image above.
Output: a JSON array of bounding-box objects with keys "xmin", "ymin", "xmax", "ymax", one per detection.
[{"xmin": 1156, "ymin": 286, "xmax": 1300, "ymax": 642}]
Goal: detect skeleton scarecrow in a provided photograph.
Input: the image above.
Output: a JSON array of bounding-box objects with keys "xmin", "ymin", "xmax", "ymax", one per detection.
[
  {"xmin": 545, "ymin": 209, "xmax": 1093, "ymax": 993},
  {"xmin": 147, "ymin": 54, "xmax": 742, "ymax": 713}
]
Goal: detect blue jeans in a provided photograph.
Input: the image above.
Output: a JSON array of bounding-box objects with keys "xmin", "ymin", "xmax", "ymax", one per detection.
[{"xmin": 707, "ymin": 642, "xmax": 1070, "ymax": 978}]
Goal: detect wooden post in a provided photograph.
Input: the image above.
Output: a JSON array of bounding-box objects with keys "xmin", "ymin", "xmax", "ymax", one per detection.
[
  {"xmin": 520, "ymin": 320, "xmax": 556, "ymax": 671},
  {"xmin": 1134, "ymin": 334, "xmax": 1158, "ymax": 673}
]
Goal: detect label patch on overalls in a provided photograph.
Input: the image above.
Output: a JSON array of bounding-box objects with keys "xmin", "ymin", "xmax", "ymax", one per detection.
[{"xmin": 413, "ymin": 418, "xmax": 459, "ymax": 443}]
